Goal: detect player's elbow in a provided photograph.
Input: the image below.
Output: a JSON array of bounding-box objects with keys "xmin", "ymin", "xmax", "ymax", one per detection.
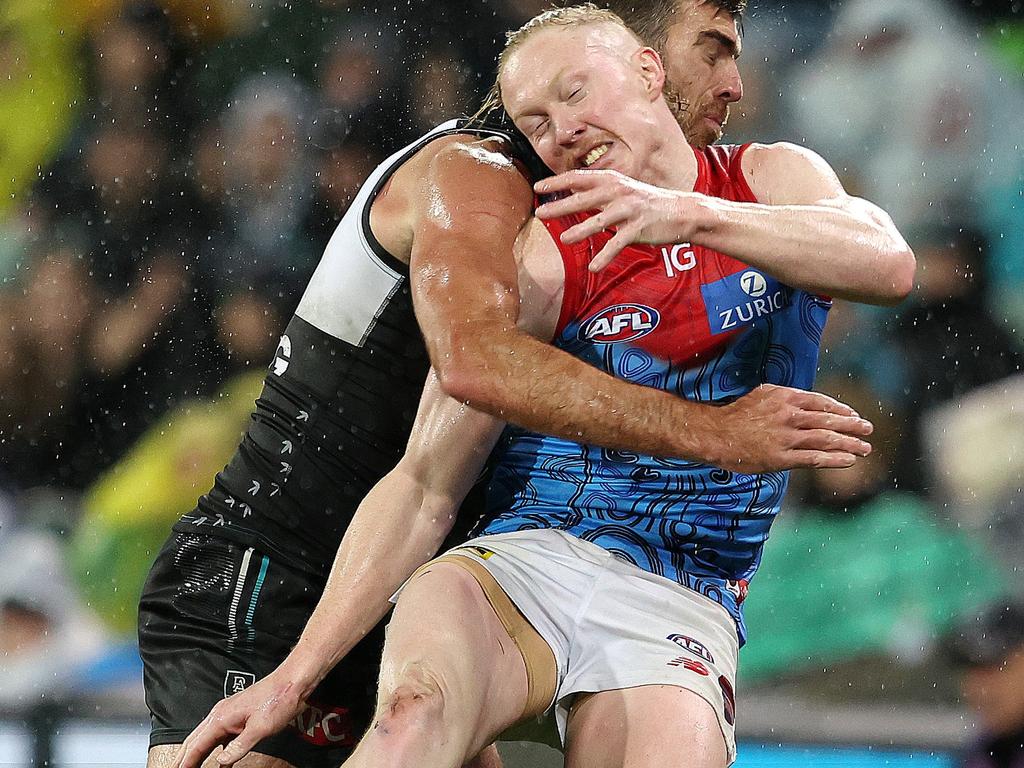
[
  {"xmin": 433, "ymin": 323, "xmax": 517, "ymax": 410},
  {"xmin": 433, "ymin": 347, "xmax": 493, "ymax": 407},
  {"xmin": 877, "ymin": 245, "xmax": 917, "ymax": 305}
]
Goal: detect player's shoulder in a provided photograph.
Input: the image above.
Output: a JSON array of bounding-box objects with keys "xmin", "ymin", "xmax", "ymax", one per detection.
[
  {"xmin": 428, "ymin": 134, "xmax": 523, "ymax": 178},
  {"xmin": 402, "ymin": 133, "xmax": 516, "ymax": 177},
  {"xmin": 393, "ymin": 132, "xmax": 531, "ymax": 204},
  {"xmin": 740, "ymin": 141, "xmax": 833, "ymax": 178},
  {"xmin": 738, "ymin": 141, "xmax": 841, "ymax": 203}
]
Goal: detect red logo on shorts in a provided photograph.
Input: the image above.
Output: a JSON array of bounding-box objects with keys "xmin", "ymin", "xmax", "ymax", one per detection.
[
  {"xmin": 718, "ymin": 675, "xmax": 736, "ymax": 726},
  {"xmin": 290, "ymin": 702, "xmax": 356, "ymax": 747},
  {"xmin": 667, "ymin": 657, "xmax": 710, "ymax": 676}
]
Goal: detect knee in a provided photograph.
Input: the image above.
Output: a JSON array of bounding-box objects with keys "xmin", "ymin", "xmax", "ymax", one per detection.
[{"xmin": 373, "ymin": 661, "xmax": 448, "ymax": 738}]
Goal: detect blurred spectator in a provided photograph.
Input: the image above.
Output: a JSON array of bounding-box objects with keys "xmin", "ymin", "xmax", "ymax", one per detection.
[
  {"xmin": 86, "ymin": 2, "xmax": 194, "ymax": 140},
  {"xmin": 893, "ymin": 225, "xmax": 1024, "ymax": 491},
  {"xmin": 213, "ymin": 289, "xmax": 283, "ymax": 373},
  {"xmin": 788, "ymin": 0, "xmax": 1024, "ymax": 331},
  {"xmin": 407, "ymin": 44, "xmax": 474, "ymax": 133},
  {"xmin": 0, "ymin": 241, "xmax": 96, "ymax": 490},
  {"xmin": 0, "ymin": 527, "xmax": 110, "ymax": 708},
  {"xmin": 316, "ymin": 16, "xmax": 406, "ymax": 143},
  {"xmin": 742, "ymin": 380, "xmax": 1006, "ymax": 680},
  {"xmin": 305, "ymin": 122, "xmax": 384, "ymax": 248},
  {"xmin": 948, "ymin": 600, "xmax": 1024, "ymax": 768},
  {"xmin": 207, "ymin": 72, "xmax": 318, "ymax": 302},
  {"xmin": 924, "ymin": 374, "xmax": 1024, "ymax": 585}
]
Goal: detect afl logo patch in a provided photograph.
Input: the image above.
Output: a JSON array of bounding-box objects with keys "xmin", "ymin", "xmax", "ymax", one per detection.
[{"xmin": 579, "ymin": 304, "xmax": 660, "ymax": 344}]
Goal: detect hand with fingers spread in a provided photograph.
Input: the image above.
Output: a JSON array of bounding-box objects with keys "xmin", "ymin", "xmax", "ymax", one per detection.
[
  {"xmin": 709, "ymin": 384, "xmax": 873, "ymax": 474},
  {"xmin": 535, "ymin": 169, "xmax": 703, "ymax": 272},
  {"xmin": 173, "ymin": 668, "xmax": 310, "ymax": 768}
]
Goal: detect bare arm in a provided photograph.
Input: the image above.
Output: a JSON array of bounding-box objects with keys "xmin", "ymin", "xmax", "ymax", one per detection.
[
  {"xmin": 172, "ymin": 372, "xmax": 504, "ymax": 768},
  {"xmin": 535, "ymin": 142, "xmax": 916, "ymax": 305},
  {"xmin": 279, "ymin": 372, "xmax": 503, "ymax": 690},
  {"xmin": 409, "ymin": 140, "xmax": 874, "ymax": 469}
]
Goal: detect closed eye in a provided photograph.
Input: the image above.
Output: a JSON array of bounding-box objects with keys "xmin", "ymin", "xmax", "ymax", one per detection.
[{"xmin": 698, "ymin": 30, "xmax": 741, "ymax": 63}]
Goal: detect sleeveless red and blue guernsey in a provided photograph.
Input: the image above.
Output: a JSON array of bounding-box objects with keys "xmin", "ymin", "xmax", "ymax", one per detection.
[{"xmin": 479, "ymin": 144, "xmax": 831, "ymax": 643}]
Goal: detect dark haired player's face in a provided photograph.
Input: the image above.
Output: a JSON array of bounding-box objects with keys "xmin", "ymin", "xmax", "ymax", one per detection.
[{"xmin": 661, "ymin": 1, "xmax": 743, "ymax": 147}]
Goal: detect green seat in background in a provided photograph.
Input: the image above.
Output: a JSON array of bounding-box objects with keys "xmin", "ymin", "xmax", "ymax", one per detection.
[{"xmin": 741, "ymin": 492, "xmax": 1007, "ymax": 681}]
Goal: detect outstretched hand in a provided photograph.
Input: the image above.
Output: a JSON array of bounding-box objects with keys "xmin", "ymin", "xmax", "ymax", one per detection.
[
  {"xmin": 713, "ymin": 384, "xmax": 873, "ymax": 474},
  {"xmin": 535, "ymin": 170, "xmax": 701, "ymax": 272},
  {"xmin": 172, "ymin": 671, "xmax": 307, "ymax": 768}
]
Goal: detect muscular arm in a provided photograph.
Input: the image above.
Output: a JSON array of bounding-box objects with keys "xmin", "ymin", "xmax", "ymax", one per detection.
[
  {"xmin": 407, "ymin": 140, "xmax": 872, "ymax": 467},
  {"xmin": 173, "ymin": 373, "xmax": 504, "ymax": 768},
  {"xmin": 698, "ymin": 142, "xmax": 916, "ymax": 304},
  {"xmin": 536, "ymin": 142, "xmax": 916, "ymax": 305}
]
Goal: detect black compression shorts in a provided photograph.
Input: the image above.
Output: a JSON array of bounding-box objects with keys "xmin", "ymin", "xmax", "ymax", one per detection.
[{"xmin": 138, "ymin": 530, "xmax": 384, "ymax": 768}]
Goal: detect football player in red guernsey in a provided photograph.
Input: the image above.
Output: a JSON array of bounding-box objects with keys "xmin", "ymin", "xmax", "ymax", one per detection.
[{"xmin": 316, "ymin": 7, "xmax": 914, "ymax": 768}]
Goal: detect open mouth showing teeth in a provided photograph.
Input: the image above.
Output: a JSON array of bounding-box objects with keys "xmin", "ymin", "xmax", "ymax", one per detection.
[{"xmin": 582, "ymin": 144, "xmax": 610, "ymax": 167}]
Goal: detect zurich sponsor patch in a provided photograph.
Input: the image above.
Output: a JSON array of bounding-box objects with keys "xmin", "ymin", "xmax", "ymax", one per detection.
[
  {"xmin": 701, "ymin": 270, "xmax": 791, "ymax": 335},
  {"xmin": 578, "ymin": 304, "xmax": 660, "ymax": 344}
]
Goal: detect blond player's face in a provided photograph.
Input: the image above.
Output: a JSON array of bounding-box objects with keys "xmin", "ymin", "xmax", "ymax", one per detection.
[
  {"xmin": 661, "ymin": 1, "xmax": 743, "ymax": 147},
  {"xmin": 501, "ymin": 25, "xmax": 663, "ymax": 178}
]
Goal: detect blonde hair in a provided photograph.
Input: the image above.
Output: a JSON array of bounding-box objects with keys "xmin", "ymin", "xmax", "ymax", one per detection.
[
  {"xmin": 498, "ymin": 4, "xmax": 636, "ymax": 75},
  {"xmin": 481, "ymin": 4, "xmax": 639, "ymax": 121}
]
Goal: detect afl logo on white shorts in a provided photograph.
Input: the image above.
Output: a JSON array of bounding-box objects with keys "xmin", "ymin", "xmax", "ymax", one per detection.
[
  {"xmin": 666, "ymin": 633, "xmax": 715, "ymax": 664},
  {"xmin": 579, "ymin": 304, "xmax": 660, "ymax": 344},
  {"xmin": 271, "ymin": 334, "xmax": 292, "ymax": 376}
]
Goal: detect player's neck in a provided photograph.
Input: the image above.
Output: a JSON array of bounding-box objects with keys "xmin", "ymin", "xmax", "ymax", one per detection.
[{"xmin": 639, "ymin": 117, "xmax": 699, "ymax": 192}]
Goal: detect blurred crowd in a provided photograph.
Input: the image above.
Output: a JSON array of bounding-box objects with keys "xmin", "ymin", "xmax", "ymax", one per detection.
[{"xmin": 0, "ymin": 0, "xmax": 1022, "ymax": 759}]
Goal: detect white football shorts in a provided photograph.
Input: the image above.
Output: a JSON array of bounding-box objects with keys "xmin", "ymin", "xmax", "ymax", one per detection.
[{"xmin": 441, "ymin": 528, "xmax": 740, "ymax": 763}]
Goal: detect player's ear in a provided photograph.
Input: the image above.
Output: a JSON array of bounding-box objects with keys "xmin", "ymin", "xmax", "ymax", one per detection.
[{"xmin": 636, "ymin": 47, "xmax": 666, "ymax": 101}]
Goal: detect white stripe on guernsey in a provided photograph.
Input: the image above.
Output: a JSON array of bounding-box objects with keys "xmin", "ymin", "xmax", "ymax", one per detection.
[
  {"xmin": 294, "ymin": 120, "xmax": 458, "ymax": 346},
  {"xmin": 227, "ymin": 547, "xmax": 254, "ymax": 635},
  {"xmin": 294, "ymin": 222, "xmax": 402, "ymax": 347}
]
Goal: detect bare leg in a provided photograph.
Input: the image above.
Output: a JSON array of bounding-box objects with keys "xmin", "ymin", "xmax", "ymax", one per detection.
[
  {"xmin": 343, "ymin": 562, "xmax": 531, "ymax": 768},
  {"xmin": 147, "ymin": 744, "xmax": 295, "ymax": 768},
  {"xmin": 565, "ymin": 685, "xmax": 728, "ymax": 768}
]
